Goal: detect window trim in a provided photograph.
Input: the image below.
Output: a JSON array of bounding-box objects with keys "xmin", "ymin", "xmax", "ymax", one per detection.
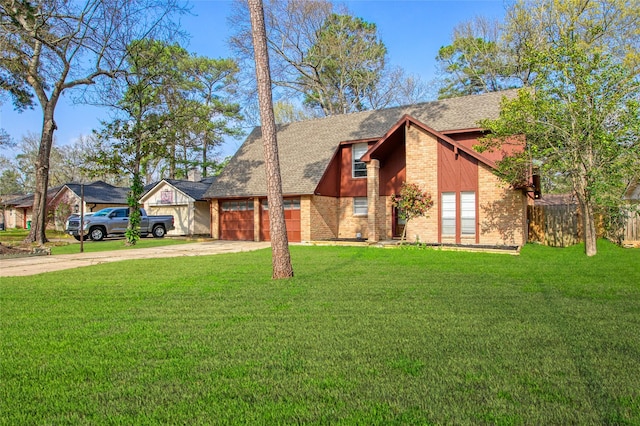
[
  {"xmin": 460, "ymin": 191, "xmax": 476, "ymax": 236},
  {"xmin": 353, "ymin": 197, "xmax": 368, "ymax": 216},
  {"xmin": 352, "ymin": 143, "xmax": 368, "ymax": 179},
  {"xmin": 441, "ymin": 192, "xmax": 456, "ymax": 236}
]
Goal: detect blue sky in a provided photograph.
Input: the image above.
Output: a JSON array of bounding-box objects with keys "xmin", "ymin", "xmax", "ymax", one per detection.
[{"xmin": 0, "ymin": 0, "xmax": 506, "ymax": 159}]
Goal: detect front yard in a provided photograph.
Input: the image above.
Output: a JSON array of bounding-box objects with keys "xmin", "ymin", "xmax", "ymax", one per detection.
[{"xmin": 1, "ymin": 242, "xmax": 639, "ymax": 424}]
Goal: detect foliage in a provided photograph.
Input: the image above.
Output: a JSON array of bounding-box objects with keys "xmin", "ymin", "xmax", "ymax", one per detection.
[
  {"xmin": 436, "ymin": 0, "xmax": 640, "ymax": 99},
  {"xmin": 124, "ymin": 174, "xmax": 144, "ymax": 245},
  {"xmin": 436, "ymin": 17, "xmax": 522, "ymax": 99},
  {"xmin": 0, "ymin": 0, "xmax": 186, "ymax": 244},
  {"xmin": 302, "ymin": 13, "xmax": 386, "ymax": 115},
  {"xmin": 391, "ymin": 182, "xmax": 434, "ymax": 243},
  {"xmin": 480, "ymin": 35, "xmax": 640, "ymax": 256},
  {"xmin": 2, "ymin": 243, "xmax": 640, "ymax": 424},
  {"xmin": 229, "ymin": 0, "xmax": 429, "ymax": 119}
]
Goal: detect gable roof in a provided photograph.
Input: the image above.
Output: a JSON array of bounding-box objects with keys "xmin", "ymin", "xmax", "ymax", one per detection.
[
  {"xmin": 60, "ymin": 181, "xmax": 129, "ymax": 204},
  {"xmin": 142, "ymin": 178, "xmax": 214, "ymax": 202},
  {"xmin": 205, "ymin": 90, "xmax": 516, "ymax": 199},
  {"xmin": 363, "ymin": 114, "xmax": 499, "ymax": 169}
]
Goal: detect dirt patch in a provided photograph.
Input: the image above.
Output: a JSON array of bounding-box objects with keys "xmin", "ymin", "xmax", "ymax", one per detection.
[{"xmin": 0, "ymin": 243, "xmax": 33, "ymax": 257}]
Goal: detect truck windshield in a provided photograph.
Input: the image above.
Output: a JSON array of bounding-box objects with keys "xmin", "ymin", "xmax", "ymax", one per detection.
[{"xmin": 92, "ymin": 209, "xmax": 114, "ymax": 217}]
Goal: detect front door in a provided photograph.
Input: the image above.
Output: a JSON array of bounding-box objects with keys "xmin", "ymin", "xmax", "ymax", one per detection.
[{"xmin": 393, "ymin": 207, "xmax": 406, "ymax": 239}]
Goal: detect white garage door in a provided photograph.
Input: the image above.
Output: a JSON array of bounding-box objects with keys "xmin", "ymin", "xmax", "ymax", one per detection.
[{"xmin": 149, "ymin": 205, "xmax": 189, "ymax": 236}]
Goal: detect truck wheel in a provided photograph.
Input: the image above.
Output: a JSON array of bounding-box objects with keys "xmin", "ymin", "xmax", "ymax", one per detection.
[
  {"xmin": 90, "ymin": 227, "xmax": 105, "ymax": 241},
  {"xmin": 152, "ymin": 225, "xmax": 166, "ymax": 238}
]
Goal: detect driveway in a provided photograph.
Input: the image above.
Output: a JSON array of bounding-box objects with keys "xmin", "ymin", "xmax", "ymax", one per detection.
[{"xmin": 0, "ymin": 241, "xmax": 271, "ymax": 277}]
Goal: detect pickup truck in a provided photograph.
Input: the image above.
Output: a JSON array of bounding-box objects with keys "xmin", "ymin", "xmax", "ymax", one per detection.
[{"xmin": 65, "ymin": 207, "xmax": 174, "ymax": 241}]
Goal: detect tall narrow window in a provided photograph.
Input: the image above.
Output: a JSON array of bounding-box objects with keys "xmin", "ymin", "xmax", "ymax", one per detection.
[
  {"xmin": 460, "ymin": 192, "xmax": 476, "ymax": 235},
  {"xmin": 441, "ymin": 192, "xmax": 456, "ymax": 236},
  {"xmin": 353, "ymin": 197, "xmax": 368, "ymax": 216},
  {"xmin": 352, "ymin": 143, "xmax": 368, "ymax": 178}
]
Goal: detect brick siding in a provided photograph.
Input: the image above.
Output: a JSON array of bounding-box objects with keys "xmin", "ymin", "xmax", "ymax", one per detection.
[{"xmin": 478, "ymin": 164, "xmax": 527, "ymax": 246}]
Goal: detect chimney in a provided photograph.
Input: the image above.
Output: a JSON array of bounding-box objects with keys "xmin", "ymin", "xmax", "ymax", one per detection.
[{"xmin": 187, "ymin": 169, "xmax": 202, "ymax": 182}]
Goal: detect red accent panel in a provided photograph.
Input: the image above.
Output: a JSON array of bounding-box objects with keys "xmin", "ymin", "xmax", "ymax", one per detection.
[
  {"xmin": 438, "ymin": 140, "xmax": 478, "ymax": 192},
  {"xmin": 379, "ymin": 132, "xmax": 406, "ymax": 196},
  {"xmin": 339, "ymin": 144, "xmax": 368, "ymax": 197}
]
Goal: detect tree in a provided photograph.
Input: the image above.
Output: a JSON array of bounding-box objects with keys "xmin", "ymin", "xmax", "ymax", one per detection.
[
  {"xmin": 230, "ymin": 0, "xmax": 428, "ymax": 117},
  {"xmin": 0, "ymin": 0, "xmax": 186, "ymax": 245},
  {"xmin": 301, "ymin": 13, "xmax": 386, "ymax": 115},
  {"xmin": 436, "ymin": 17, "xmax": 523, "ymax": 99},
  {"xmin": 90, "ymin": 39, "xmax": 187, "ymax": 245},
  {"xmin": 248, "ymin": 0, "xmax": 294, "ymax": 279},
  {"xmin": 391, "ymin": 182, "xmax": 434, "ymax": 244},
  {"xmin": 480, "ymin": 36, "xmax": 639, "ymax": 256}
]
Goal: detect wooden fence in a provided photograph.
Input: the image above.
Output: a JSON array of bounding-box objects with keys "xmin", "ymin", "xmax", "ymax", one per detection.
[{"xmin": 528, "ymin": 204, "xmax": 640, "ymax": 247}]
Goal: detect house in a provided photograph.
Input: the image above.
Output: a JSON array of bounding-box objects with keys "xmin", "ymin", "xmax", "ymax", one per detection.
[
  {"xmin": 204, "ymin": 90, "xmax": 529, "ymax": 248},
  {"xmin": 140, "ymin": 177, "xmax": 214, "ymax": 236},
  {"xmin": 49, "ymin": 181, "xmax": 129, "ymax": 229},
  {"xmin": 3, "ymin": 186, "xmax": 65, "ymax": 230},
  {"xmin": 3, "ymin": 181, "xmax": 129, "ymax": 230}
]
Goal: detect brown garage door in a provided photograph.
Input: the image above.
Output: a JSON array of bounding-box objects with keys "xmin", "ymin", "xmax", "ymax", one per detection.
[
  {"xmin": 220, "ymin": 200, "xmax": 254, "ymax": 240},
  {"xmin": 260, "ymin": 198, "xmax": 301, "ymax": 242}
]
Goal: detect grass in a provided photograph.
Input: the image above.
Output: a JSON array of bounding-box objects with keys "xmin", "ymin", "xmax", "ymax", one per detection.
[
  {"xmin": 0, "ymin": 228, "xmax": 193, "ymax": 255},
  {"xmin": 1, "ymin": 241, "xmax": 639, "ymax": 424}
]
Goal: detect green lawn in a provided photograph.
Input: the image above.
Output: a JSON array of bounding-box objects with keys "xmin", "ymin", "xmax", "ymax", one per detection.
[
  {"xmin": 1, "ymin": 241, "xmax": 639, "ymax": 424},
  {"xmin": 0, "ymin": 228, "xmax": 193, "ymax": 255}
]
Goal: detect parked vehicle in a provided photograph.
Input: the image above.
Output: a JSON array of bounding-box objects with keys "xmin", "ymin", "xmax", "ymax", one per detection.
[{"xmin": 65, "ymin": 207, "xmax": 174, "ymax": 241}]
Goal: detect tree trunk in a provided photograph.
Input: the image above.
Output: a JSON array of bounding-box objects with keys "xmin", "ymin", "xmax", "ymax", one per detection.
[
  {"xmin": 25, "ymin": 104, "xmax": 56, "ymax": 245},
  {"xmin": 248, "ymin": 0, "xmax": 294, "ymax": 279},
  {"xmin": 579, "ymin": 198, "xmax": 598, "ymax": 257}
]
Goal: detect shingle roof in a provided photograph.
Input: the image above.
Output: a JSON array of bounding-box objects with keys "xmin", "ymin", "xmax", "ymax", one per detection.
[
  {"xmin": 163, "ymin": 179, "xmax": 214, "ymax": 201},
  {"xmin": 64, "ymin": 181, "xmax": 129, "ymax": 204},
  {"xmin": 205, "ymin": 90, "xmax": 516, "ymax": 199}
]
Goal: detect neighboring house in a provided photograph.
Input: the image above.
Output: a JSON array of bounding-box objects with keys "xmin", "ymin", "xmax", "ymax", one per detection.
[
  {"xmin": 50, "ymin": 181, "xmax": 129, "ymax": 230},
  {"xmin": 3, "ymin": 181, "xmax": 129, "ymax": 230},
  {"xmin": 3, "ymin": 186, "xmax": 64, "ymax": 230},
  {"xmin": 204, "ymin": 90, "xmax": 529, "ymax": 247},
  {"xmin": 140, "ymin": 177, "xmax": 214, "ymax": 236},
  {"xmin": 1, "ymin": 193, "xmax": 27, "ymax": 229}
]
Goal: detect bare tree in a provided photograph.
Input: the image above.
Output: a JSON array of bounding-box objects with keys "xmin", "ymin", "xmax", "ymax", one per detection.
[
  {"xmin": 248, "ymin": 0, "xmax": 294, "ymax": 279},
  {"xmin": 0, "ymin": 0, "xmax": 186, "ymax": 244}
]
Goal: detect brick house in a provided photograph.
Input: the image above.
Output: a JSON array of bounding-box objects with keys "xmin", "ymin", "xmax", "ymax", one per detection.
[{"xmin": 204, "ymin": 90, "xmax": 528, "ymax": 247}]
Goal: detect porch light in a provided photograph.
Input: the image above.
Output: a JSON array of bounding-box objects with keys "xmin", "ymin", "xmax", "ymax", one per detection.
[{"xmin": 74, "ymin": 204, "xmax": 79, "ymax": 213}]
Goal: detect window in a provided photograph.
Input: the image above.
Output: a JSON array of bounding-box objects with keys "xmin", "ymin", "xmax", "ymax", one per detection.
[
  {"xmin": 441, "ymin": 192, "xmax": 456, "ymax": 236},
  {"xmin": 353, "ymin": 197, "xmax": 368, "ymax": 216},
  {"xmin": 221, "ymin": 200, "xmax": 254, "ymax": 212},
  {"xmin": 261, "ymin": 198, "xmax": 301, "ymax": 211},
  {"xmin": 460, "ymin": 192, "xmax": 476, "ymax": 235},
  {"xmin": 352, "ymin": 143, "xmax": 368, "ymax": 178}
]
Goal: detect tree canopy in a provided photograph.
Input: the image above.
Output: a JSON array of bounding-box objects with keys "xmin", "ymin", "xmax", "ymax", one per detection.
[{"xmin": 478, "ymin": 0, "xmax": 640, "ymax": 256}]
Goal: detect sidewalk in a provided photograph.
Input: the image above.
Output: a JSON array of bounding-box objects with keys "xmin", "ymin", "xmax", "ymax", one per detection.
[{"xmin": 0, "ymin": 241, "xmax": 271, "ymax": 277}]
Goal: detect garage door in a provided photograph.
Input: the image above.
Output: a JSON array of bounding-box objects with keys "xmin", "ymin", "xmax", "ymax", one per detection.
[
  {"xmin": 259, "ymin": 198, "xmax": 301, "ymax": 242},
  {"xmin": 149, "ymin": 205, "xmax": 188, "ymax": 236},
  {"xmin": 220, "ymin": 200, "xmax": 254, "ymax": 240}
]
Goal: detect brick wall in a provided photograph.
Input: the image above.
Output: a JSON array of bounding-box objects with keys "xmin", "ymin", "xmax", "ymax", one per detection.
[
  {"xmin": 478, "ymin": 164, "xmax": 527, "ymax": 246},
  {"xmin": 309, "ymin": 195, "xmax": 339, "ymax": 240},
  {"xmin": 404, "ymin": 124, "xmax": 439, "ymax": 243},
  {"xmin": 337, "ymin": 197, "xmax": 368, "ymax": 239},
  {"xmin": 210, "ymin": 199, "xmax": 219, "ymax": 239}
]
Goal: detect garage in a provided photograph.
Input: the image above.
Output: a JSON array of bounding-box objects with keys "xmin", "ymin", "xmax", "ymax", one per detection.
[
  {"xmin": 149, "ymin": 205, "xmax": 188, "ymax": 236},
  {"xmin": 220, "ymin": 199, "xmax": 254, "ymax": 240},
  {"xmin": 259, "ymin": 198, "xmax": 301, "ymax": 242}
]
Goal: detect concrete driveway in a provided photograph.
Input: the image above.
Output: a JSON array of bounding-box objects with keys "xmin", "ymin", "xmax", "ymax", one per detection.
[{"xmin": 0, "ymin": 241, "xmax": 271, "ymax": 277}]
